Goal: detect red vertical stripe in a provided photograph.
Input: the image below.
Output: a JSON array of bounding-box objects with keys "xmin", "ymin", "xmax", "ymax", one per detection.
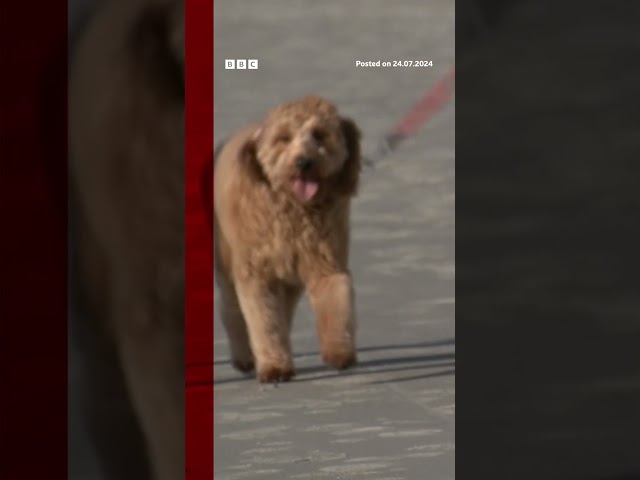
[
  {"xmin": 185, "ymin": 0, "xmax": 214, "ymax": 479},
  {"xmin": 0, "ymin": 1, "xmax": 68, "ymax": 479}
]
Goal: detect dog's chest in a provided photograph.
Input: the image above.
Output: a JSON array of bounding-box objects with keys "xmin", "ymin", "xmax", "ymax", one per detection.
[{"xmin": 249, "ymin": 208, "xmax": 340, "ymax": 283}]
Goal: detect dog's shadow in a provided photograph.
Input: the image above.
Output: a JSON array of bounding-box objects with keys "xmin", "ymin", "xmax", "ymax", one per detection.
[{"xmin": 212, "ymin": 338, "xmax": 455, "ymax": 386}]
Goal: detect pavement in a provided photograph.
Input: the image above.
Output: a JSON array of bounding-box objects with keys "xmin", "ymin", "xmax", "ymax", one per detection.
[{"xmin": 213, "ymin": 1, "xmax": 455, "ymax": 479}]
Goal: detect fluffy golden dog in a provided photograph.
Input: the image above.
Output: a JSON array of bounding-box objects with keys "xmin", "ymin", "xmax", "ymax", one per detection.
[{"xmin": 214, "ymin": 95, "xmax": 362, "ymax": 383}]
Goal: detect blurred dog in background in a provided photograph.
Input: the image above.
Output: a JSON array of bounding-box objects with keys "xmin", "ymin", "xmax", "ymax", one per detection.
[{"xmin": 68, "ymin": 1, "xmax": 184, "ymax": 479}]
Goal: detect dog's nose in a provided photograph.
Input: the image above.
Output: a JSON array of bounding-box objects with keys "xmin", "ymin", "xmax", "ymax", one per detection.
[{"xmin": 296, "ymin": 156, "xmax": 314, "ymax": 172}]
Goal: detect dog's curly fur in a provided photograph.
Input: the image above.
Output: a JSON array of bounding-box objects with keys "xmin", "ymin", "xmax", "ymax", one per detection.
[{"xmin": 214, "ymin": 95, "xmax": 362, "ymax": 383}]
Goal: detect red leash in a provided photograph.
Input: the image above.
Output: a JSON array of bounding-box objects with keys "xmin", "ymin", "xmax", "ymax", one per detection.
[{"xmin": 365, "ymin": 66, "xmax": 455, "ymax": 167}]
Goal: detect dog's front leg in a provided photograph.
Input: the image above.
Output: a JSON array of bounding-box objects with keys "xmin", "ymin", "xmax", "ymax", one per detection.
[
  {"xmin": 235, "ymin": 279, "xmax": 295, "ymax": 382},
  {"xmin": 307, "ymin": 272, "xmax": 358, "ymax": 370}
]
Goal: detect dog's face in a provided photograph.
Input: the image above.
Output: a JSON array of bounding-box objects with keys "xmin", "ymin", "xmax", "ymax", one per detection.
[{"xmin": 242, "ymin": 96, "xmax": 361, "ymax": 203}]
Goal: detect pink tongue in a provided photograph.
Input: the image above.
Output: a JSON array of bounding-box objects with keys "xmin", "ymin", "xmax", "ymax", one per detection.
[{"xmin": 293, "ymin": 178, "xmax": 319, "ymax": 202}]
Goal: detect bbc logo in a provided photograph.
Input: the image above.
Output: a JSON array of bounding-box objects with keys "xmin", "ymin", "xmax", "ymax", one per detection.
[{"xmin": 225, "ymin": 59, "xmax": 258, "ymax": 70}]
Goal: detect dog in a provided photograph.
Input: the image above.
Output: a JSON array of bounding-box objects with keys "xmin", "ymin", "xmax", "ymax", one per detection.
[
  {"xmin": 69, "ymin": 1, "xmax": 184, "ymax": 479},
  {"xmin": 214, "ymin": 95, "xmax": 362, "ymax": 383}
]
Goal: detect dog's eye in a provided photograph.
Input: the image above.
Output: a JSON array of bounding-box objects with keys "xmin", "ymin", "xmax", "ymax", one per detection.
[
  {"xmin": 312, "ymin": 128, "xmax": 326, "ymax": 142},
  {"xmin": 275, "ymin": 133, "xmax": 291, "ymax": 144}
]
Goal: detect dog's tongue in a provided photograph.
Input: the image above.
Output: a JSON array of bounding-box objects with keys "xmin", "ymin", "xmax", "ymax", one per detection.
[{"xmin": 293, "ymin": 178, "xmax": 319, "ymax": 202}]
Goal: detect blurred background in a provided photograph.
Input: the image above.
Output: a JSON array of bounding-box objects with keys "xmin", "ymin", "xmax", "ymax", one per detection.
[{"xmin": 68, "ymin": 1, "xmax": 154, "ymax": 480}]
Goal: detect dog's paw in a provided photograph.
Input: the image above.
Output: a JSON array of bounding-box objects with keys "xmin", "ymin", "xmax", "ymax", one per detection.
[
  {"xmin": 322, "ymin": 348, "xmax": 357, "ymax": 370},
  {"xmin": 257, "ymin": 363, "xmax": 295, "ymax": 383},
  {"xmin": 232, "ymin": 358, "xmax": 255, "ymax": 373}
]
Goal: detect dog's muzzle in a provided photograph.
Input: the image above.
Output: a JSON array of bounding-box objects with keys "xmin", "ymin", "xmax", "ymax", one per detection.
[{"xmin": 296, "ymin": 156, "xmax": 314, "ymax": 173}]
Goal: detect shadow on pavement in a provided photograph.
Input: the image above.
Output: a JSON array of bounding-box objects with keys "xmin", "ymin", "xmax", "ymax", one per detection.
[
  {"xmin": 213, "ymin": 344, "xmax": 455, "ymax": 386},
  {"xmin": 212, "ymin": 338, "xmax": 455, "ymax": 366}
]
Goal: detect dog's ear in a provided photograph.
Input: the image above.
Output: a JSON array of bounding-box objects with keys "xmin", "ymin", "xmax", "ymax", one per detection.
[
  {"xmin": 239, "ymin": 128, "xmax": 268, "ymax": 183},
  {"xmin": 335, "ymin": 117, "xmax": 362, "ymax": 196}
]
